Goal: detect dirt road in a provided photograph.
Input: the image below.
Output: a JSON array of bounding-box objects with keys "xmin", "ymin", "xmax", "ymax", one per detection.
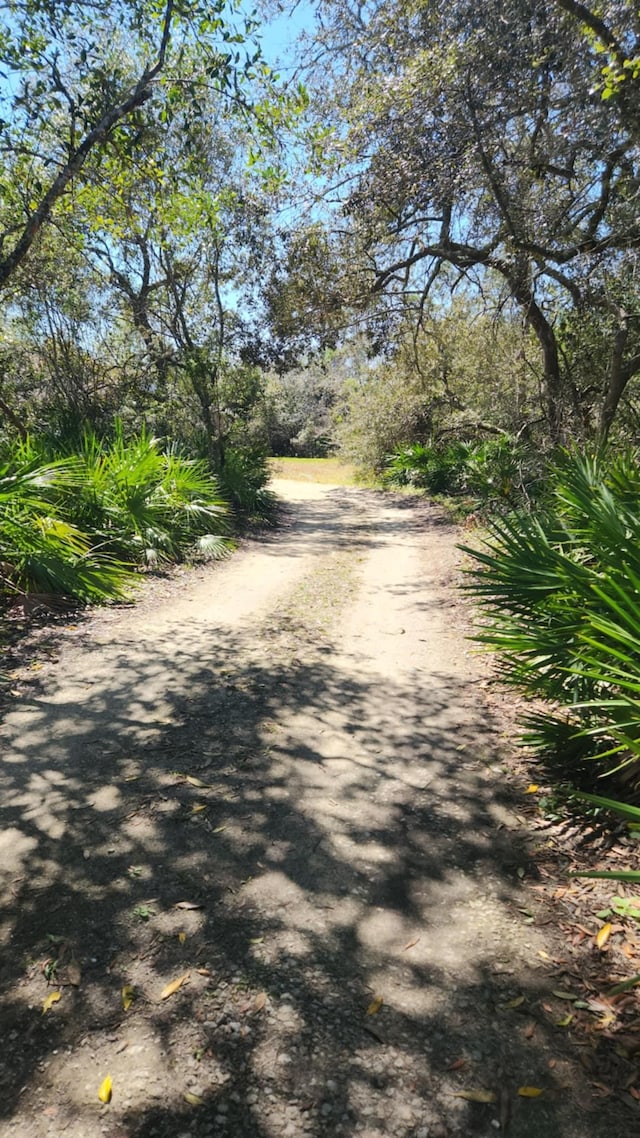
[{"xmin": 0, "ymin": 481, "xmax": 626, "ymax": 1137}]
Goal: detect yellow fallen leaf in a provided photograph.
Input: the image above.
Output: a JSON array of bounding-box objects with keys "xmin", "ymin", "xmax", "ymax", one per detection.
[
  {"xmin": 178, "ymin": 931, "xmax": 187, "ymax": 944},
  {"xmin": 596, "ymin": 922, "xmax": 612, "ymax": 949},
  {"xmin": 502, "ymin": 995, "xmax": 525, "ymax": 1009},
  {"xmin": 366, "ymin": 995, "xmax": 384, "ymax": 1016},
  {"xmin": 192, "ymin": 803, "xmax": 207, "ymax": 813},
  {"xmin": 253, "ymin": 991, "xmax": 267, "ymax": 1013},
  {"xmin": 184, "ymin": 1092, "xmax": 205, "ymax": 1106},
  {"xmin": 518, "ymin": 1086, "xmax": 543, "ymax": 1097},
  {"xmin": 160, "ymin": 972, "xmax": 190, "ymax": 1000},
  {"xmin": 525, "ymin": 784, "xmax": 540, "ymax": 794},
  {"xmin": 122, "ymin": 985, "xmax": 135, "ymax": 1011},
  {"xmin": 595, "ymin": 1010, "xmax": 617, "ymax": 1029},
  {"xmin": 556, "ymin": 1013, "xmax": 573, "ymax": 1027},
  {"xmin": 42, "ymin": 990, "xmax": 62, "ymax": 1014},
  {"xmin": 451, "ymin": 1089, "xmax": 497, "ymax": 1103},
  {"xmin": 185, "ymin": 775, "xmax": 208, "ymax": 788},
  {"xmin": 98, "ymin": 1075, "xmax": 112, "ymax": 1104}
]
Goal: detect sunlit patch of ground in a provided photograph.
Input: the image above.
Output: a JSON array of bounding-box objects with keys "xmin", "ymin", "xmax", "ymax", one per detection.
[{"xmin": 268, "ymin": 457, "xmax": 359, "ymax": 485}]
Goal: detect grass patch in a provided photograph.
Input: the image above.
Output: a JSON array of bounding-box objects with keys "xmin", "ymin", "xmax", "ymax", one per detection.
[{"xmin": 269, "ymin": 457, "xmax": 359, "ymax": 486}]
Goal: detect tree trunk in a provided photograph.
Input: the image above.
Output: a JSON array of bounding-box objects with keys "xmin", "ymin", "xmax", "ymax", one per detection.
[
  {"xmin": 598, "ymin": 306, "xmax": 640, "ymax": 442},
  {"xmin": 507, "ymin": 268, "xmax": 565, "ymax": 444}
]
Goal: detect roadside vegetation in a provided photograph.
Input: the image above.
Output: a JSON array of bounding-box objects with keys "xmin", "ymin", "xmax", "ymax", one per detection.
[
  {"xmin": 0, "ymin": 1, "xmax": 638, "ymax": 910},
  {"xmin": 0, "ymin": 429, "xmax": 231, "ymax": 608},
  {"xmin": 1, "ymin": 3, "xmax": 640, "ymax": 1117}
]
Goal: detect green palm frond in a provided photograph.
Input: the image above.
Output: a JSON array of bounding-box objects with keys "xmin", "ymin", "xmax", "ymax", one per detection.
[{"xmin": 463, "ymin": 447, "xmax": 640, "ymax": 785}]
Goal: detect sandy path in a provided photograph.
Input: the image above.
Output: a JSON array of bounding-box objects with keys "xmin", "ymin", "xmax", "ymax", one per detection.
[{"xmin": 0, "ymin": 483, "xmax": 624, "ymax": 1138}]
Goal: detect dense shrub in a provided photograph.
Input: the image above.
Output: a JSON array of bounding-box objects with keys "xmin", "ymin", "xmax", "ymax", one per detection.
[
  {"xmin": 335, "ymin": 355, "xmax": 433, "ymax": 475},
  {"xmin": 0, "ymin": 429, "xmax": 231, "ymax": 606},
  {"xmin": 260, "ymin": 365, "xmax": 338, "ymax": 457},
  {"xmin": 67, "ymin": 428, "xmax": 231, "ymax": 566},
  {"xmin": 384, "ymin": 441, "xmax": 471, "ymax": 493},
  {"xmin": 462, "ymin": 449, "xmax": 640, "ymax": 790},
  {"xmin": 384, "ymin": 435, "xmax": 539, "ymax": 508},
  {"xmin": 217, "ymin": 447, "xmax": 277, "ymax": 523},
  {"xmin": 0, "ymin": 446, "xmax": 132, "ymax": 604}
]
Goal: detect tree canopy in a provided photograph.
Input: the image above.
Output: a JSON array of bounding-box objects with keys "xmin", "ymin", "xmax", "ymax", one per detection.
[
  {"xmin": 300, "ymin": 0, "xmax": 640, "ymax": 441},
  {"xmin": 1, "ymin": 0, "xmax": 640, "ymax": 461}
]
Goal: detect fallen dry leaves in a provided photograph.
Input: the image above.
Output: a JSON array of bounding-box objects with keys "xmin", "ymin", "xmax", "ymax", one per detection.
[
  {"xmin": 253, "ymin": 991, "xmax": 267, "ymax": 1013},
  {"xmin": 121, "ymin": 985, "xmax": 135, "ymax": 1011},
  {"xmin": 450, "ymin": 1089, "xmax": 496, "ymax": 1103},
  {"xmin": 184, "ymin": 1092, "xmax": 205, "ymax": 1106},
  {"xmin": 513, "ymin": 791, "xmax": 640, "ymax": 1106},
  {"xmin": 402, "ymin": 937, "xmax": 420, "ymax": 951},
  {"xmin": 160, "ymin": 973, "xmax": 190, "ymax": 1001}
]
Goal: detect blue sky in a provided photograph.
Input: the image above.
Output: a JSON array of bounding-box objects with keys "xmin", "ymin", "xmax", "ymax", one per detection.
[{"xmin": 249, "ymin": 2, "xmax": 315, "ymax": 74}]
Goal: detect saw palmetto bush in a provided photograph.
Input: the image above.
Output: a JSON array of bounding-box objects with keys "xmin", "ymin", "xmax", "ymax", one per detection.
[
  {"xmin": 384, "ymin": 441, "xmax": 472, "ymax": 493},
  {"xmin": 217, "ymin": 447, "xmax": 277, "ymax": 523},
  {"xmin": 384, "ymin": 436, "xmax": 540, "ymax": 508},
  {"xmin": 0, "ymin": 428, "xmax": 232, "ymax": 607},
  {"xmin": 66, "ymin": 428, "xmax": 232, "ymax": 566},
  {"xmin": 463, "ymin": 436, "xmax": 540, "ymax": 507},
  {"xmin": 0, "ymin": 445, "xmax": 131, "ymax": 604},
  {"xmin": 462, "ymin": 449, "xmax": 640, "ymax": 789}
]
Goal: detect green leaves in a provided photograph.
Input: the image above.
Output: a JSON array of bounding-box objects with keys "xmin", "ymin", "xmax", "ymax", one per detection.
[
  {"xmin": 0, "ymin": 446, "xmax": 133, "ymax": 603},
  {"xmin": 68, "ymin": 426, "xmax": 231, "ymax": 567},
  {"xmin": 0, "ymin": 428, "xmax": 231, "ymax": 605},
  {"xmin": 463, "ymin": 448, "xmax": 640, "ymax": 780}
]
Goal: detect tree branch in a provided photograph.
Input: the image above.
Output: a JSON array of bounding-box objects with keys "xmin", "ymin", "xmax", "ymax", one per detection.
[
  {"xmin": 0, "ymin": 0, "xmax": 175, "ymax": 290},
  {"xmin": 553, "ymin": 0, "xmax": 627, "ymax": 64}
]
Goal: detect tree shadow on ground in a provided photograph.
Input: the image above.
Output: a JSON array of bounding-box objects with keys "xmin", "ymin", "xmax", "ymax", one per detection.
[{"xmin": 0, "ymin": 503, "xmax": 631, "ymax": 1138}]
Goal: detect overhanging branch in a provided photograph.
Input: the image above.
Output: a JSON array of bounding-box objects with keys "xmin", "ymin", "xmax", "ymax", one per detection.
[{"xmin": 0, "ymin": 0, "xmax": 176, "ymax": 290}]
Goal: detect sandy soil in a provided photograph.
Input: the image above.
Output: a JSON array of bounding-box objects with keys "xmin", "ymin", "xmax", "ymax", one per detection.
[{"xmin": 0, "ymin": 481, "xmax": 633, "ymax": 1138}]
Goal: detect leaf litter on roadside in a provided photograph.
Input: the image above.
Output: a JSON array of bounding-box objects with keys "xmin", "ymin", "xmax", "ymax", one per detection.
[
  {"xmin": 160, "ymin": 973, "xmax": 190, "ymax": 1000},
  {"xmin": 449, "ymin": 1089, "xmax": 496, "ymax": 1103},
  {"xmin": 64, "ymin": 960, "xmax": 82, "ymax": 987},
  {"xmin": 402, "ymin": 937, "xmax": 420, "ymax": 951},
  {"xmin": 253, "ymin": 991, "xmax": 267, "ymax": 1013},
  {"xmin": 596, "ymin": 922, "xmax": 613, "ymax": 949},
  {"xmin": 501, "ymin": 995, "xmax": 525, "ymax": 1009}
]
